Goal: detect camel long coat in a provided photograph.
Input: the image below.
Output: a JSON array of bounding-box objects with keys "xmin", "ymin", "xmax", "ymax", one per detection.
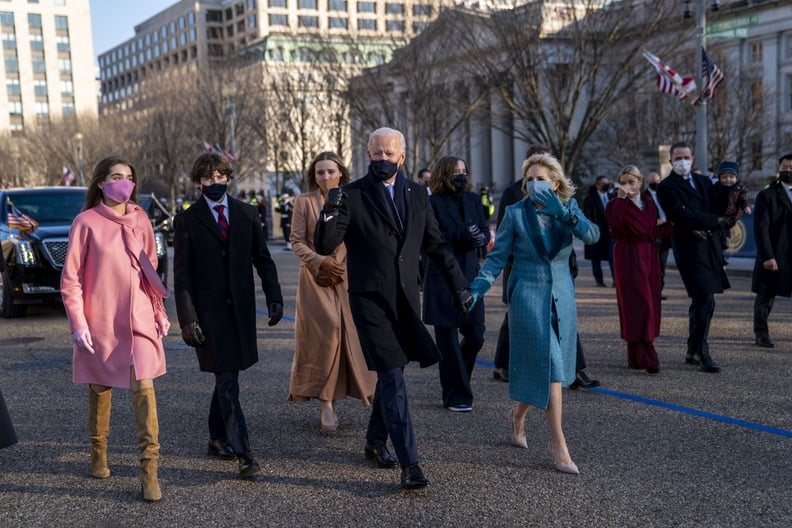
[
  {"xmin": 288, "ymin": 190, "xmax": 375, "ymax": 404},
  {"xmin": 61, "ymin": 202, "xmax": 168, "ymax": 388}
]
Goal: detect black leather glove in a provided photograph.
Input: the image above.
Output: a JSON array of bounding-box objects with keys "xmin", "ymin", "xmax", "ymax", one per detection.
[
  {"xmin": 453, "ymin": 288, "xmax": 474, "ymax": 316},
  {"xmin": 267, "ymin": 302, "xmax": 283, "ymax": 326},
  {"xmin": 467, "ymin": 223, "xmax": 489, "ymax": 248},
  {"xmin": 716, "ymin": 215, "xmax": 737, "ymax": 230},
  {"xmin": 181, "ymin": 322, "xmax": 205, "ymax": 348},
  {"xmin": 323, "ymin": 188, "xmax": 347, "ymax": 217}
]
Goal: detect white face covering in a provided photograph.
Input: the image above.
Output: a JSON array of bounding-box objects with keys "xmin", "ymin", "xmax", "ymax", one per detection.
[{"xmin": 672, "ymin": 159, "xmax": 692, "ymax": 176}]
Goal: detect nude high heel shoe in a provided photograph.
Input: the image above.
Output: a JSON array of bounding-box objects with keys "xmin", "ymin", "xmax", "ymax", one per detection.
[
  {"xmin": 549, "ymin": 442, "xmax": 579, "ymax": 475},
  {"xmin": 320, "ymin": 403, "xmax": 337, "ymax": 434},
  {"xmin": 509, "ymin": 408, "xmax": 528, "ymax": 449}
]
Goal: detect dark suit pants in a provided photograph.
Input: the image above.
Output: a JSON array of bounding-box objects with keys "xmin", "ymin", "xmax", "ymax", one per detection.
[
  {"xmin": 435, "ymin": 322, "xmax": 484, "ymax": 408},
  {"xmin": 753, "ymin": 294, "xmax": 776, "ymax": 339},
  {"xmin": 208, "ymin": 371, "xmax": 250, "ymax": 456},
  {"xmin": 366, "ymin": 367, "xmax": 418, "ymax": 469},
  {"xmin": 687, "ymin": 294, "xmax": 715, "ymax": 359},
  {"xmin": 575, "ymin": 333, "xmax": 587, "ymax": 372},
  {"xmin": 494, "ymin": 312, "xmax": 510, "ymax": 370},
  {"xmin": 591, "ymin": 256, "xmax": 615, "ymax": 285}
]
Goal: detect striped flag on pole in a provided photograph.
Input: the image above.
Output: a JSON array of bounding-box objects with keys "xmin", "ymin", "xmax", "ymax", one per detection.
[
  {"xmin": 6, "ymin": 199, "xmax": 38, "ymax": 233},
  {"xmin": 643, "ymin": 51, "xmax": 696, "ymax": 100},
  {"xmin": 202, "ymin": 141, "xmax": 215, "ymax": 153},
  {"xmin": 61, "ymin": 167, "xmax": 75, "ymax": 186},
  {"xmin": 691, "ymin": 47, "xmax": 725, "ymax": 106}
]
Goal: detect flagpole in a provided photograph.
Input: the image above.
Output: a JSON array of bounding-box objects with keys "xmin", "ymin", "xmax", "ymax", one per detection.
[{"xmin": 694, "ymin": 0, "xmax": 708, "ymax": 175}]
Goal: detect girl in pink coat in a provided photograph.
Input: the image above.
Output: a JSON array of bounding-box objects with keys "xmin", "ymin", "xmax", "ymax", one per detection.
[{"xmin": 61, "ymin": 156, "xmax": 170, "ymax": 502}]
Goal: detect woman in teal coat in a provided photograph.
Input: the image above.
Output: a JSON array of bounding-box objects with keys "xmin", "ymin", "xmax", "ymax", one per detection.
[{"xmin": 470, "ymin": 154, "xmax": 599, "ymax": 474}]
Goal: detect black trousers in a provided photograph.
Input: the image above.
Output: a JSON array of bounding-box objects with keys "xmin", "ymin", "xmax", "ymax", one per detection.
[
  {"xmin": 687, "ymin": 294, "xmax": 716, "ymax": 359},
  {"xmin": 435, "ymin": 321, "xmax": 485, "ymax": 408},
  {"xmin": 753, "ymin": 294, "xmax": 776, "ymax": 339},
  {"xmin": 366, "ymin": 367, "xmax": 417, "ymax": 469},
  {"xmin": 494, "ymin": 312, "xmax": 587, "ymax": 373},
  {"xmin": 0, "ymin": 388, "xmax": 17, "ymax": 449},
  {"xmin": 208, "ymin": 371, "xmax": 250, "ymax": 456}
]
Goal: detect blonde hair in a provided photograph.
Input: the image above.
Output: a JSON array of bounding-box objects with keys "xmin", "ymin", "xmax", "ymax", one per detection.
[
  {"xmin": 618, "ymin": 165, "xmax": 643, "ymax": 184},
  {"xmin": 521, "ymin": 154, "xmax": 576, "ymax": 204}
]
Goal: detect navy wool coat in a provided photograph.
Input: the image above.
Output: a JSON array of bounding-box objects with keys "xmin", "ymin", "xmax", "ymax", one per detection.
[{"xmin": 752, "ymin": 181, "xmax": 792, "ymax": 297}]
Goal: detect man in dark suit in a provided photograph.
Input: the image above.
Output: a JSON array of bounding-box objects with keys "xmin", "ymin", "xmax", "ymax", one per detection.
[
  {"xmin": 656, "ymin": 141, "xmax": 736, "ymax": 373},
  {"xmin": 646, "ymin": 171, "xmax": 671, "ymax": 300},
  {"xmin": 751, "ymin": 153, "xmax": 792, "ymax": 348},
  {"xmin": 315, "ymin": 127, "xmax": 472, "ymax": 491},
  {"xmin": 583, "ymin": 175, "xmax": 614, "ymax": 287},
  {"xmin": 174, "ymin": 153, "xmax": 284, "ymax": 480}
]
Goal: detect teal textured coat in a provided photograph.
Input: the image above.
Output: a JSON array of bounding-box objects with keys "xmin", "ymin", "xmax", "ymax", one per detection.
[{"xmin": 470, "ymin": 197, "xmax": 599, "ymax": 409}]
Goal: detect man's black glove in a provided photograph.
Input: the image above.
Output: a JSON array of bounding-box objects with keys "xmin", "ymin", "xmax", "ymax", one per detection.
[
  {"xmin": 267, "ymin": 302, "xmax": 283, "ymax": 326},
  {"xmin": 453, "ymin": 288, "xmax": 474, "ymax": 316},
  {"xmin": 716, "ymin": 215, "xmax": 737, "ymax": 230},
  {"xmin": 323, "ymin": 187, "xmax": 347, "ymax": 217},
  {"xmin": 467, "ymin": 223, "xmax": 489, "ymax": 248},
  {"xmin": 181, "ymin": 322, "xmax": 205, "ymax": 348}
]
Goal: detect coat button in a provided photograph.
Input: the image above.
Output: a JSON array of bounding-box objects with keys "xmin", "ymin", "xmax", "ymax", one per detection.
[
  {"xmin": 399, "ymin": 256, "xmax": 405, "ymax": 263},
  {"xmin": 401, "ymin": 282, "xmax": 406, "ymax": 288}
]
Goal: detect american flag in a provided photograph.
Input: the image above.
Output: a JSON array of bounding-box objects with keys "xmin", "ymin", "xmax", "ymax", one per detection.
[
  {"xmin": 202, "ymin": 141, "xmax": 215, "ymax": 153},
  {"xmin": 691, "ymin": 47, "xmax": 725, "ymax": 106},
  {"xmin": 643, "ymin": 51, "xmax": 696, "ymax": 100},
  {"xmin": 61, "ymin": 166, "xmax": 75, "ymax": 186},
  {"xmin": 223, "ymin": 148, "xmax": 238, "ymax": 164},
  {"xmin": 6, "ymin": 199, "xmax": 38, "ymax": 233}
]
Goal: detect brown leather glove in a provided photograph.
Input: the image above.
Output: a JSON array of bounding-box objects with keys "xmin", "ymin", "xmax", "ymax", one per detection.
[{"xmin": 314, "ymin": 269, "xmax": 335, "ymax": 288}]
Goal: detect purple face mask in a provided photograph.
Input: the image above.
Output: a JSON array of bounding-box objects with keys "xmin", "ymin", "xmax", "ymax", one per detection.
[{"xmin": 103, "ymin": 179, "xmax": 136, "ymax": 204}]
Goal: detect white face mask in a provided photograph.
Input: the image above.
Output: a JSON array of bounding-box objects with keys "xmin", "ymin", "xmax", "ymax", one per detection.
[{"xmin": 672, "ymin": 159, "xmax": 692, "ymax": 176}]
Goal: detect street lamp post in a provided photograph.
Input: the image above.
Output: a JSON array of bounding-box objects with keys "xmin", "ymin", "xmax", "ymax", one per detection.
[
  {"xmin": 73, "ymin": 132, "xmax": 85, "ymax": 186},
  {"xmin": 10, "ymin": 143, "xmax": 21, "ymax": 187},
  {"xmin": 221, "ymin": 83, "xmax": 238, "ymax": 198},
  {"xmin": 694, "ymin": 0, "xmax": 708, "ymax": 175}
]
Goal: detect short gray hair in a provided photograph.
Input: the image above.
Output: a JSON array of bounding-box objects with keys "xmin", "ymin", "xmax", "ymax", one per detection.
[{"xmin": 368, "ymin": 127, "xmax": 406, "ymax": 153}]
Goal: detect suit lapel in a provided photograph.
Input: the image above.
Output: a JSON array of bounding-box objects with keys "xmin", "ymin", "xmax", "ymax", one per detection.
[
  {"xmin": 521, "ymin": 199, "xmax": 549, "ymax": 259},
  {"xmin": 194, "ymin": 197, "xmax": 227, "ymax": 243},
  {"xmin": 361, "ymin": 178, "xmax": 401, "ymax": 234},
  {"xmin": 777, "ymin": 183, "xmax": 792, "ymax": 213}
]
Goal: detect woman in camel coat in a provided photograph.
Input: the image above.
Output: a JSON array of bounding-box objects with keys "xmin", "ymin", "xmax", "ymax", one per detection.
[
  {"xmin": 289, "ymin": 152, "xmax": 376, "ymax": 433},
  {"xmin": 61, "ymin": 156, "xmax": 169, "ymax": 502}
]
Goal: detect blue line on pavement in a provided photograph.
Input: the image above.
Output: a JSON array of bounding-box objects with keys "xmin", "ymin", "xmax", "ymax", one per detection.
[{"xmin": 474, "ymin": 359, "xmax": 792, "ymax": 439}]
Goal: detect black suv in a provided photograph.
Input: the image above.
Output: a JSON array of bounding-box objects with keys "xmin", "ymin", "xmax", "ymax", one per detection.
[{"xmin": 0, "ymin": 187, "xmax": 168, "ymax": 318}]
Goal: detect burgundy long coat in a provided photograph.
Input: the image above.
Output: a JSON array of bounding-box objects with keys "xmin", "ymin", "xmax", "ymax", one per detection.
[{"xmin": 606, "ymin": 194, "xmax": 673, "ymax": 344}]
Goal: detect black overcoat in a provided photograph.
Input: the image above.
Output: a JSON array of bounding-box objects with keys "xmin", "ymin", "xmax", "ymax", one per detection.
[
  {"xmin": 314, "ymin": 173, "xmax": 468, "ymax": 371},
  {"xmin": 173, "ymin": 196, "xmax": 283, "ymax": 372},
  {"xmin": 656, "ymin": 171, "xmax": 730, "ymax": 298},
  {"xmin": 582, "ymin": 187, "xmax": 612, "ymax": 261},
  {"xmin": 422, "ymin": 191, "xmax": 487, "ymax": 328},
  {"xmin": 752, "ymin": 182, "xmax": 792, "ymax": 297}
]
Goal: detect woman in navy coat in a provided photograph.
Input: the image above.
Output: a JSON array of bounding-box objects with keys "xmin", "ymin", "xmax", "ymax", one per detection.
[
  {"xmin": 422, "ymin": 156, "xmax": 489, "ymax": 412},
  {"xmin": 470, "ymin": 154, "xmax": 599, "ymax": 474}
]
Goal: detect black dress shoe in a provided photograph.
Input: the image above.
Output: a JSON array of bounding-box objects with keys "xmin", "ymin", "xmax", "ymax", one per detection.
[
  {"xmin": 207, "ymin": 439, "xmax": 236, "ymax": 460},
  {"xmin": 698, "ymin": 355, "xmax": 721, "ymax": 373},
  {"xmin": 401, "ymin": 464, "xmax": 429, "ymax": 490},
  {"xmin": 647, "ymin": 365, "xmax": 660, "ymax": 374},
  {"xmin": 755, "ymin": 336, "xmax": 775, "ymax": 348},
  {"xmin": 569, "ymin": 371, "xmax": 600, "ymax": 390},
  {"xmin": 238, "ymin": 455, "xmax": 260, "ymax": 480},
  {"xmin": 685, "ymin": 354, "xmax": 700, "ymax": 365},
  {"xmin": 364, "ymin": 444, "xmax": 398, "ymax": 468}
]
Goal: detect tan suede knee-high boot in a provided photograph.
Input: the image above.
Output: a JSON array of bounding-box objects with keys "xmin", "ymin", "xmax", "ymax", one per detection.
[
  {"xmin": 87, "ymin": 387, "xmax": 112, "ymax": 479},
  {"xmin": 132, "ymin": 387, "xmax": 161, "ymax": 502}
]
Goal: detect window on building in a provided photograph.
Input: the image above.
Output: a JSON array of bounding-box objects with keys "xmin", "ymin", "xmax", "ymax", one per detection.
[
  {"xmin": 28, "ymin": 13, "xmax": 42, "ymax": 28},
  {"xmin": 179, "ymin": 33, "xmax": 186, "ymax": 46},
  {"xmin": 751, "ymin": 41, "xmax": 763, "ymax": 63},
  {"xmin": 188, "ymin": 12, "xmax": 195, "ymax": 25},
  {"xmin": 161, "ymin": 26, "xmax": 167, "ymax": 38},
  {"xmin": 32, "ymin": 57, "xmax": 46, "ymax": 72},
  {"xmin": 386, "ymin": 20, "xmax": 404, "ymax": 32},
  {"xmin": 207, "ymin": 26, "xmax": 222, "ymax": 39},
  {"xmin": 358, "ymin": 18, "xmax": 375, "ymax": 30},
  {"xmin": 225, "ymin": 7, "xmax": 233, "ymax": 20},
  {"xmin": 145, "ymin": 33, "xmax": 151, "ymax": 45},
  {"xmin": 787, "ymin": 74, "xmax": 792, "ymax": 112},
  {"xmin": 28, "ymin": 0, "xmax": 40, "ymax": 4},
  {"xmin": 413, "ymin": 21, "xmax": 429, "ymax": 32},
  {"xmin": 269, "ymin": 14, "xmax": 287, "ymax": 26},
  {"xmin": 750, "ymin": 136, "xmax": 762, "ymax": 171},
  {"xmin": 6, "ymin": 78, "xmax": 20, "ymax": 94},
  {"xmin": 60, "ymin": 79, "xmax": 73, "ymax": 95},
  {"xmin": 33, "ymin": 79, "xmax": 47, "ymax": 95},
  {"xmin": 0, "ymin": 12, "xmax": 15, "ymax": 27},
  {"xmin": 169, "ymin": 21, "xmax": 176, "ymax": 34},
  {"xmin": 299, "ymin": 0, "xmax": 317, "ymax": 9},
  {"xmin": 35, "ymin": 101, "xmax": 49, "ymax": 117},
  {"xmin": 55, "ymin": 0, "xmax": 66, "ymax": 5},
  {"xmin": 154, "ymin": 45, "xmax": 160, "ymax": 57},
  {"xmin": 269, "ymin": 0, "xmax": 286, "ymax": 7},
  {"xmin": 29, "ymin": 33, "xmax": 43, "ymax": 50},
  {"xmin": 62, "ymin": 102, "xmax": 75, "ymax": 116},
  {"xmin": 329, "ymin": 17, "xmax": 347, "ymax": 29},
  {"xmin": 179, "ymin": 16, "xmax": 185, "ymax": 29},
  {"xmin": 237, "ymin": 19, "xmax": 245, "ymax": 32},
  {"xmin": 328, "ymin": 0, "xmax": 347, "ymax": 10},
  {"xmin": 171, "ymin": 36, "xmax": 177, "ymax": 48},
  {"xmin": 54, "ymin": 15, "xmax": 68, "ymax": 30},
  {"xmin": 206, "ymin": 10, "xmax": 222, "ymax": 23},
  {"xmin": 58, "ymin": 57, "xmax": 71, "ymax": 73},
  {"xmin": 153, "ymin": 31, "xmax": 159, "ymax": 43},
  {"xmin": 2, "ymin": 31, "xmax": 15, "ymax": 49},
  {"xmin": 226, "ymin": 24, "xmax": 234, "ymax": 36},
  {"xmin": 208, "ymin": 43, "xmax": 223, "ymax": 56},
  {"xmin": 162, "ymin": 40, "xmax": 168, "ymax": 53},
  {"xmin": 786, "ymin": 34, "xmax": 792, "ymax": 59},
  {"xmin": 9, "ymin": 101, "xmax": 22, "ymax": 116},
  {"xmin": 248, "ymin": 0, "xmax": 256, "ymax": 9},
  {"xmin": 299, "ymin": 16, "xmax": 318, "ymax": 27},
  {"xmin": 235, "ymin": 2, "xmax": 244, "ymax": 15},
  {"xmin": 358, "ymin": 2, "xmax": 375, "ymax": 13},
  {"xmin": 248, "ymin": 14, "xmax": 256, "ymax": 28},
  {"xmin": 56, "ymin": 35, "xmax": 69, "ymax": 51},
  {"xmin": 751, "ymin": 79, "xmax": 763, "ymax": 112},
  {"xmin": 189, "ymin": 28, "xmax": 196, "ymax": 41},
  {"xmin": 413, "ymin": 4, "xmax": 432, "ymax": 16},
  {"xmin": 386, "ymin": 3, "xmax": 403, "ymax": 14}
]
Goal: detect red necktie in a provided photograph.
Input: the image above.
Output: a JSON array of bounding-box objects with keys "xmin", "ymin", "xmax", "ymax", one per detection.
[{"xmin": 213, "ymin": 204, "xmax": 228, "ymax": 239}]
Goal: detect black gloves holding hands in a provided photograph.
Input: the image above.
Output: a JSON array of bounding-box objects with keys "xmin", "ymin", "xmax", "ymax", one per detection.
[
  {"xmin": 467, "ymin": 223, "xmax": 489, "ymax": 248},
  {"xmin": 454, "ymin": 288, "xmax": 474, "ymax": 316}
]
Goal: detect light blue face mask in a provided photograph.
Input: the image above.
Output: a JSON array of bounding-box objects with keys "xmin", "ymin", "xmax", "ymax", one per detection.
[{"xmin": 525, "ymin": 180, "xmax": 553, "ymax": 202}]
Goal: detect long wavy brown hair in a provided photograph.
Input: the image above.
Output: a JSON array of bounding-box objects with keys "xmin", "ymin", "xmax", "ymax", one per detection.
[
  {"xmin": 304, "ymin": 151, "xmax": 350, "ymax": 192},
  {"xmin": 83, "ymin": 156, "xmax": 138, "ymax": 211},
  {"xmin": 429, "ymin": 156, "xmax": 471, "ymax": 195}
]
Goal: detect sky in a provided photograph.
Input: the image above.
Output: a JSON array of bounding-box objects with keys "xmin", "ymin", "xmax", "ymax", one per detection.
[{"xmin": 90, "ymin": 0, "xmax": 169, "ymax": 64}]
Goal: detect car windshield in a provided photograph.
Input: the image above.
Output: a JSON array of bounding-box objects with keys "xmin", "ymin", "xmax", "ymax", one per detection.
[{"xmin": 7, "ymin": 192, "xmax": 85, "ymax": 224}]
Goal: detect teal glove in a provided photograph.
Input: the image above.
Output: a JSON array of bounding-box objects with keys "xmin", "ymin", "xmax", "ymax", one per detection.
[{"xmin": 534, "ymin": 189, "xmax": 567, "ymax": 219}]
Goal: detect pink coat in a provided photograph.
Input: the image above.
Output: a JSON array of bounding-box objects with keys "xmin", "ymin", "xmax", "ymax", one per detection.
[{"xmin": 61, "ymin": 202, "xmax": 168, "ymax": 388}]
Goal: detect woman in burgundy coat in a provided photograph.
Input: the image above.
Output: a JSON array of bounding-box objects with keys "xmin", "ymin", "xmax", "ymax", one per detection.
[{"xmin": 605, "ymin": 166, "xmax": 673, "ymax": 373}]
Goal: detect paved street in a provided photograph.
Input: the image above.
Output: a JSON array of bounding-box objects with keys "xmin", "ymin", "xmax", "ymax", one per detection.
[{"xmin": 1, "ymin": 242, "xmax": 790, "ymax": 527}]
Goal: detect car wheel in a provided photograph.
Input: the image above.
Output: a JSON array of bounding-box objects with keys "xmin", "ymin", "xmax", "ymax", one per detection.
[{"xmin": 0, "ymin": 271, "xmax": 27, "ymax": 318}]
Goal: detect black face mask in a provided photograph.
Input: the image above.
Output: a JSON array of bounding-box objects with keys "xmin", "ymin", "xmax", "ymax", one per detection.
[
  {"xmin": 369, "ymin": 160, "xmax": 399, "ymax": 182},
  {"xmin": 648, "ymin": 182, "xmax": 659, "ymax": 191},
  {"xmin": 779, "ymin": 171, "xmax": 792, "ymax": 184},
  {"xmin": 202, "ymin": 182, "xmax": 228, "ymax": 202},
  {"xmin": 452, "ymin": 174, "xmax": 467, "ymax": 193}
]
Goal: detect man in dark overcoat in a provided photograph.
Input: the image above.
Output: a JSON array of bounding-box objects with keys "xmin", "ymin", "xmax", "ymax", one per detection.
[
  {"xmin": 174, "ymin": 153, "xmax": 283, "ymax": 480},
  {"xmin": 315, "ymin": 127, "xmax": 471, "ymax": 490},
  {"xmin": 656, "ymin": 141, "xmax": 735, "ymax": 373},
  {"xmin": 751, "ymin": 153, "xmax": 792, "ymax": 348},
  {"xmin": 583, "ymin": 175, "xmax": 614, "ymax": 287}
]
